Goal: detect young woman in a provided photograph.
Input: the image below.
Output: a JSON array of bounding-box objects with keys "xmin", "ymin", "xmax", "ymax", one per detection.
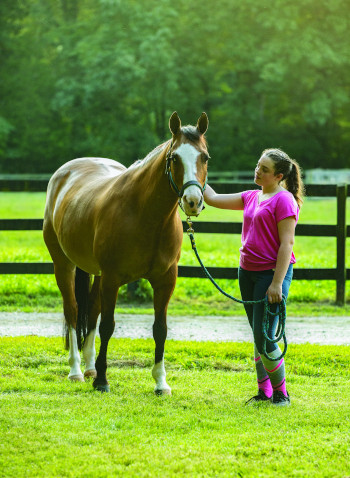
[{"xmin": 204, "ymin": 148, "xmax": 304, "ymax": 406}]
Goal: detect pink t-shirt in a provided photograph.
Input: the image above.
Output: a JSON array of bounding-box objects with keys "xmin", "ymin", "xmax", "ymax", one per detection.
[{"xmin": 240, "ymin": 190, "xmax": 299, "ymax": 271}]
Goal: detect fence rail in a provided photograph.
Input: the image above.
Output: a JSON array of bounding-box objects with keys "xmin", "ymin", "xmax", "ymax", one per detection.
[{"xmin": 0, "ymin": 182, "xmax": 348, "ymax": 304}]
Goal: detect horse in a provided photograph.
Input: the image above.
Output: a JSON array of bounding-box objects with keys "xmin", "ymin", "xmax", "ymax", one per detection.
[{"xmin": 43, "ymin": 112, "xmax": 209, "ymax": 394}]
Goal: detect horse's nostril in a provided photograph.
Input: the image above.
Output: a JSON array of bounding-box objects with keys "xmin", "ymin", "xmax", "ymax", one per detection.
[{"xmin": 183, "ymin": 195, "xmax": 195, "ymax": 208}]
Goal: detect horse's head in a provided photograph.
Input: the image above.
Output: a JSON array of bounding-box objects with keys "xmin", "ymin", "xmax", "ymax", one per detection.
[{"xmin": 167, "ymin": 111, "xmax": 209, "ymax": 217}]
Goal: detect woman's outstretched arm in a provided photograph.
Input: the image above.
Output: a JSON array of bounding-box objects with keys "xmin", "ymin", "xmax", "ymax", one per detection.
[{"xmin": 204, "ymin": 184, "xmax": 244, "ymax": 210}]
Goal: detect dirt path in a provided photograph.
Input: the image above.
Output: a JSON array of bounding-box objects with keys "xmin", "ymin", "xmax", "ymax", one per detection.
[{"xmin": 1, "ymin": 312, "xmax": 349, "ymax": 345}]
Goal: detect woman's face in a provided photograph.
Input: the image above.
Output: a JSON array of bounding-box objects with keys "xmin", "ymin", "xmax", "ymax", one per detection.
[{"xmin": 254, "ymin": 155, "xmax": 282, "ymax": 187}]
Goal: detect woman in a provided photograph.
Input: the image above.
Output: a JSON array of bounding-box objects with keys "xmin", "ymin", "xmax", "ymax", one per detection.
[{"xmin": 204, "ymin": 148, "xmax": 304, "ymax": 406}]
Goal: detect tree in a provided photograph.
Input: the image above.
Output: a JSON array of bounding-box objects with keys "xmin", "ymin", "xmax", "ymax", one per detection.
[{"xmin": 0, "ymin": 0, "xmax": 349, "ymax": 173}]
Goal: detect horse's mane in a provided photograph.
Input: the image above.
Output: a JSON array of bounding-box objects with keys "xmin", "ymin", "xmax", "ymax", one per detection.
[{"xmin": 129, "ymin": 141, "xmax": 169, "ymax": 170}]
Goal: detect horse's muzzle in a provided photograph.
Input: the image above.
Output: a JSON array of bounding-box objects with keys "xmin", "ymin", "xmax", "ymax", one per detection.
[{"xmin": 181, "ymin": 186, "xmax": 205, "ymax": 216}]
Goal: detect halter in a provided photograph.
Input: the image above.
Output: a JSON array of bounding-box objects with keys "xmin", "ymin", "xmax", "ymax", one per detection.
[{"xmin": 165, "ymin": 141, "xmax": 207, "ymax": 211}]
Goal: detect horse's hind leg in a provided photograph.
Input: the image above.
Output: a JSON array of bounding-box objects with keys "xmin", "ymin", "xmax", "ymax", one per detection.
[
  {"xmin": 55, "ymin": 263, "xmax": 85, "ymax": 382},
  {"xmin": 83, "ymin": 275, "xmax": 101, "ymax": 379},
  {"xmin": 44, "ymin": 224, "xmax": 84, "ymax": 381},
  {"xmin": 150, "ymin": 267, "xmax": 177, "ymax": 396}
]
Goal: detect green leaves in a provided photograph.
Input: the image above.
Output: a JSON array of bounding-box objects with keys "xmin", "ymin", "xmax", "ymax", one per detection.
[{"xmin": 1, "ymin": 0, "xmax": 350, "ymax": 172}]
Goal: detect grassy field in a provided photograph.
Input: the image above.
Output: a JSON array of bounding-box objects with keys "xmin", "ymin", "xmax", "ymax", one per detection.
[
  {"xmin": 0, "ymin": 337, "xmax": 349, "ymax": 477},
  {"xmin": 0, "ymin": 192, "xmax": 349, "ymax": 315}
]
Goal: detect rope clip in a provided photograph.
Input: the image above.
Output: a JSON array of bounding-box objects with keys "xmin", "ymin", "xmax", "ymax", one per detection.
[{"xmin": 186, "ymin": 216, "xmax": 194, "ymax": 236}]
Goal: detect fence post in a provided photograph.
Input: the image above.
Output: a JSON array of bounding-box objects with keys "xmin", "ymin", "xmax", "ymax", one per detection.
[{"xmin": 336, "ymin": 184, "xmax": 347, "ymax": 304}]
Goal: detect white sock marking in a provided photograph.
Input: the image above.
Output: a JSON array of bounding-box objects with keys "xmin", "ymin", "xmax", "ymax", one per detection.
[
  {"xmin": 83, "ymin": 328, "xmax": 97, "ymax": 372},
  {"xmin": 152, "ymin": 359, "xmax": 171, "ymax": 391},
  {"xmin": 68, "ymin": 327, "xmax": 83, "ymax": 378}
]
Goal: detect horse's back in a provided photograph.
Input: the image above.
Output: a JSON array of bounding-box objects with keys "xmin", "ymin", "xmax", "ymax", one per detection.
[
  {"xmin": 45, "ymin": 158, "xmax": 126, "ymax": 215},
  {"xmin": 44, "ymin": 157, "xmax": 127, "ymax": 274},
  {"xmin": 48, "ymin": 157, "xmax": 126, "ymax": 192}
]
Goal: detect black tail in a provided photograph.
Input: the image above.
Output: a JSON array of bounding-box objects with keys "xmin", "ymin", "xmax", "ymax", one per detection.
[{"xmin": 66, "ymin": 267, "xmax": 91, "ymax": 350}]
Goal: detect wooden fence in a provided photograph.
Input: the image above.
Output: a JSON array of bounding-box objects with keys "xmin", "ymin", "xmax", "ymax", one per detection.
[{"xmin": 0, "ymin": 180, "xmax": 349, "ymax": 304}]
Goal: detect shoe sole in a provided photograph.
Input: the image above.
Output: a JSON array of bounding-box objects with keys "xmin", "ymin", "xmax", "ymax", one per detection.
[
  {"xmin": 271, "ymin": 400, "xmax": 291, "ymax": 407},
  {"xmin": 245, "ymin": 399, "xmax": 272, "ymax": 406}
]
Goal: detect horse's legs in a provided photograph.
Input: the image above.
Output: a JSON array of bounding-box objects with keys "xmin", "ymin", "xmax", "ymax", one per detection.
[
  {"xmin": 54, "ymin": 263, "xmax": 85, "ymax": 381},
  {"xmin": 93, "ymin": 273, "xmax": 118, "ymax": 392},
  {"xmin": 150, "ymin": 268, "xmax": 176, "ymax": 395},
  {"xmin": 83, "ymin": 275, "xmax": 101, "ymax": 379},
  {"xmin": 44, "ymin": 223, "xmax": 84, "ymax": 382}
]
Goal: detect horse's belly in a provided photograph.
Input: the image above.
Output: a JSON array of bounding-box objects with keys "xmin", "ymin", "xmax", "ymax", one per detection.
[{"xmin": 54, "ymin": 218, "xmax": 100, "ymax": 275}]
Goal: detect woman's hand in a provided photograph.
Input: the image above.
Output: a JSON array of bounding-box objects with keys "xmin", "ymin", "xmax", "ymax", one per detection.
[
  {"xmin": 203, "ymin": 184, "xmax": 244, "ymax": 210},
  {"xmin": 266, "ymin": 282, "xmax": 283, "ymax": 304}
]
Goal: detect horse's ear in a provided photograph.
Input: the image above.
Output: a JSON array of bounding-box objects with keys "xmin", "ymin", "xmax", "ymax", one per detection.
[
  {"xmin": 197, "ymin": 112, "xmax": 208, "ymax": 135},
  {"xmin": 169, "ymin": 111, "xmax": 181, "ymax": 136}
]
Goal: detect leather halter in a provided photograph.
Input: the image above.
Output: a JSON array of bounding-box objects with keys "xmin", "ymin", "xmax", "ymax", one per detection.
[{"xmin": 165, "ymin": 141, "xmax": 207, "ymax": 204}]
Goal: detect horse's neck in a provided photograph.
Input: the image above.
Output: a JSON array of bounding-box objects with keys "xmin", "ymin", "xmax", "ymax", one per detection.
[{"xmin": 136, "ymin": 144, "xmax": 179, "ymax": 219}]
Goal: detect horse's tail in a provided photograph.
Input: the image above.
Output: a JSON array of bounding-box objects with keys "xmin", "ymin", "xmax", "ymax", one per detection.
[{"xmin": 65, "ymin": 267, "xmax": 90, "ymax": 350}]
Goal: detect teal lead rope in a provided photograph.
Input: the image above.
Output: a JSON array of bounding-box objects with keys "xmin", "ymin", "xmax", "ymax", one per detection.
[{"xmin": 186, "ymin": 218, "xmax": 287, "ymax": 361}]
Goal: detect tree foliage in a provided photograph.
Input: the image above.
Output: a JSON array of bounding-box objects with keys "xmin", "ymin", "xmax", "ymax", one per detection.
[{"xmin": 1, "ymin": 0, "xmax": 349, "ymax": 173}]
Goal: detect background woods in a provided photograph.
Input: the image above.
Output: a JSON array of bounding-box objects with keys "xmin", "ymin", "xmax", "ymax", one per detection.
[{"xmin": 1, "ymin": 0, "xmax": 349, "ymax": 174}]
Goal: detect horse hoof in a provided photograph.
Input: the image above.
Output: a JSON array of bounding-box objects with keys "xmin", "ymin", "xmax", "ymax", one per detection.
[
  {"xmin": 84, "ymin": 369, "xmax": 97, "ymax": 379},
  {"xmin": 93, "ymin": 382, "xmax": 110, "ymax": 393},
  {"xmin": 154, "ymin": 388, "xmax": 171, "ymax": 396},
  {"xmin": 69, "ymin": 374, "xmax": 85, "ymax": 382}
]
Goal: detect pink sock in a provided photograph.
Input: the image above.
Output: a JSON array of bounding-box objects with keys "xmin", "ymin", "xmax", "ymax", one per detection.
[
  {"xmin": 258, "ymin": 376, "xmax": 273, "ymax": 398},
  {"xmin": 272, "ymin": 378, "xmax": 288, "ymax": 397}
]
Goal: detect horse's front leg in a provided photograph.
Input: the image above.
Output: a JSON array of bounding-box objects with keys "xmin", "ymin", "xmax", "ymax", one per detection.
[
  {"xmin": 150, "ymin": 268, "xmax": 177, "ymax": 396},
  {"xmin": 93, "ymin": 274, "xmax": 118, "ymax": 392}
]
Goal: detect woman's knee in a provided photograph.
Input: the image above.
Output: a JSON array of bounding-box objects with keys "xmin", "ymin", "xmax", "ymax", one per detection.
[
  {"xmin": 254, "ymin": 333, "xmax": 277, "ymax": 355},
  {"xmin": 254, "ymin": 332, "xmax": 270, "ymax": 355}
]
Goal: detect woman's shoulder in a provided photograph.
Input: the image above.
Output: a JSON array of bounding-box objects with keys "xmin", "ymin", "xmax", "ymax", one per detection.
[
  {"xmin": 274, "ymin": 190, "xmax": 299, "ymax": 222},
  {"xmin": 275, "ymin": 190, "xmax": 298, "ymax": 207}
]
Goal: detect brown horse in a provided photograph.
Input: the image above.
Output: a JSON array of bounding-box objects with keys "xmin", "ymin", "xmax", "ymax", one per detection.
[{"xmin": 43, "ymin": 112, "xmax": 209, "ymax": 393}]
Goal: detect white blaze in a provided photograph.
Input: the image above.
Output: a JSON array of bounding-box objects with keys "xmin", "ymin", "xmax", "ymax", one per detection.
[
  {"xmin": 175, "ymin": 143, "xmax": 203, "ymax": 213},
  {"xmin": 175, "ymin": 143, "xmax": 199, "ymax": 183}
]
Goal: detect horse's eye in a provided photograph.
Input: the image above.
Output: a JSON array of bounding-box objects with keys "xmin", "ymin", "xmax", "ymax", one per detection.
[
  {"xmin": 172, "ymin": 155, "xmax": 178, "ymax": 163},
  {"xmin": 203, "ymin": 154, "xmax": 210, "ymax": 163}
]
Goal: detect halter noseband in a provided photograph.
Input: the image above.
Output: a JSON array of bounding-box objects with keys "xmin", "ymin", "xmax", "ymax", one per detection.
[{"xmin": 165, "ymin": 141, "xmax": 207, "ymax": 208}]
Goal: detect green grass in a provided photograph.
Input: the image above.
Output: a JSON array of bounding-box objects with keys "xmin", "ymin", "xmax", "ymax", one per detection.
[
  {"xmin": 0, "ymin": 192, "xmax": 350, "ymax": 314},
  {"xmin": 0, "ymin": 337, "xmax": 349, "ymax": 477}
]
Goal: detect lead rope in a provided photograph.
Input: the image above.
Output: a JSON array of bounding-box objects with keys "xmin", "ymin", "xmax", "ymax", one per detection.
[{"xmin": 185, "ymin": 217, "xmax": 287, "ymax": 361}]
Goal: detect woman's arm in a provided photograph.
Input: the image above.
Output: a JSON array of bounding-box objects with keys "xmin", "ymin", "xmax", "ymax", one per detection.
[
  {"xmin": 267, "ymin": 216, "xmax": 296, "ymax": 304},
  {"xmin": 204, "ymin": 184, "xmax": 244, "ymax": 210}
]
